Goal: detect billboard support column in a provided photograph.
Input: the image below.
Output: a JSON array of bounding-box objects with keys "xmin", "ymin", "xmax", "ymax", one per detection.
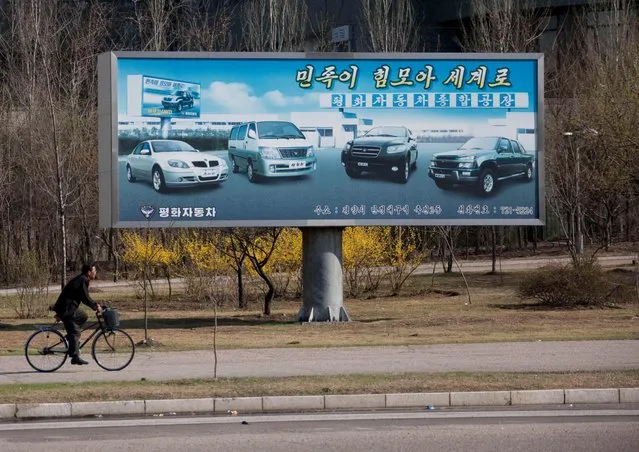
[
  {"xmin": 160, "ymin": 117, "xmax": 171, "ymax": 139},
  {"xmin": 297, "ymin": 227, "xmax": 350, "ymax": 322}
]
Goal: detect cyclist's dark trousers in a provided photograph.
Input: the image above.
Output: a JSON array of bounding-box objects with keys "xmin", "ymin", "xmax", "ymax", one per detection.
[{"xmin": 62, "ymin": 310, "xmax": 88, "ymax": 358}]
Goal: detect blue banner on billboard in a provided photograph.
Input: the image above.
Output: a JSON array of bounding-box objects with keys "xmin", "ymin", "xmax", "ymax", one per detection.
[{"xmin": 99, "ymin": 52, "xmax": 544, "ymax": 227}]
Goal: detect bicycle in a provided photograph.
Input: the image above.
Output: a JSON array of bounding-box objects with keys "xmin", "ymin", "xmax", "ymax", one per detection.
[{"xmin": 24, "ymin": 307, "xmax": 135, "ymax": 372}]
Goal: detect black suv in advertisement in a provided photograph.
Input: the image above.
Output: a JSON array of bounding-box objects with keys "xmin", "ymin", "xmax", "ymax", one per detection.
[
  {"xmin": 161, "ymin": 90, "xmax": 194, "ymax": 112},
  {"xmin": 428, "ymin": 136, "xmax": 535, "ymax": 195},
  {"xmin": 341, "ymin": 126, "xmax": 418, "ymax": 184}
]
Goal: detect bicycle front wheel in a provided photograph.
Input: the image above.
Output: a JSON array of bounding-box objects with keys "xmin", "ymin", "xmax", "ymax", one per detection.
[
  {"xmin": 92, "ymin": 328, "xmax": 135, "ymax": 371},
  {"xmin": 24, "ymin": 329, "xmax": 68, "ymax": 372}
]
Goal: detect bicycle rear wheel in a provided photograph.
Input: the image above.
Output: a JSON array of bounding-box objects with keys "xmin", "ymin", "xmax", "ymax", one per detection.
[
  {"xmin": 24, "ymin": 329, "xmax": 68, "ymax": 372},
  {"xmin": 92, "ymin": 328, "xmax": 135, "ymax": 371}
]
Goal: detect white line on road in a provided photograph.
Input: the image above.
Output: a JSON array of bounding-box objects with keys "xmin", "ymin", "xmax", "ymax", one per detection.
[{"xmin": 2, "ymin": 409, "xmax": 638, "ymax": 431}]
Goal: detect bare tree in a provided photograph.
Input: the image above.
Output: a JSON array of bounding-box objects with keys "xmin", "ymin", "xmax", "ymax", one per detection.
[
  {"xmin": 0, "ymin": 116, "xmax": 13, "ymax": 212},
  {"xmin": 0, "ymin": 106, "xmax": 16, "ymax": 281},
  {"xmin": 175, "ymin": 0, "xmax": 233, "ymax": 51},
  {"xmin": 459, "ymin": 0, "xmax": 553, "ymax": 268},
  {"xmin": 0, "ymin": 0, "xmax": 108, "ymax": 286},
  {"xmin": 546, "ymin": 0, "xmax": 639, "ymax": 262},
  {"xmin": 307, "ymin": 2, "xmax": 340, "ymax": 51},
  {"xmin": 219, "ymin": 229, "xmax": 249, "ymax": 309},
  {"xmin": 241, "ymin": 0, "xmax": 308, "ymax": 51},
  {"xmin": 459, "ymin": 0, "xmax": 551, "ymax": 52},
  {"xmin": 359, "ymin": 0, "xmax": 422, "ymax": 52},
  {"xmin": 132, "ymin": 0, "xmax": 182, "ymax": 51},
  {"xmin": 244, "ymin": 228, "xmax": 281, "ymax": 316},
  {"xmin": 437, "ymin": 227, "xmax": 472, "ymax": 305}
]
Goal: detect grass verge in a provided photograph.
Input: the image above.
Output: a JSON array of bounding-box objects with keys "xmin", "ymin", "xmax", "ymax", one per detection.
[
  {"xmin": 1, "ymin": 371, "xmax": 638, "ymax": 404},
  {"xmin": 1, "ymin": 268, "xmax": 637, "ymax": 405}
]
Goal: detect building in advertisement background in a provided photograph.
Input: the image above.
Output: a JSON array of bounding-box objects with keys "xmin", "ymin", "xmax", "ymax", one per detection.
[
  {"xmin": 117, "ymin": 109, "xmax": 532, "ymax": 152},
  {"xmin": 118, "ymin": 110, "xmax": 365, "ymax": 150}
]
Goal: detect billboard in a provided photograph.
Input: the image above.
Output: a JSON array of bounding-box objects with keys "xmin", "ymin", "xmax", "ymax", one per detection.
[
  {"xmin": 125, "ymin": 75, "xmax": 201, "ymax": 118},
  {"xmin": 98, "ymin": 52, "xmax": 544, "ymax": 228}
]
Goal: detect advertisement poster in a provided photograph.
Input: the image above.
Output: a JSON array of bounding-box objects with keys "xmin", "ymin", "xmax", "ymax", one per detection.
[{"xmin": 99, "ymin": 52, "xmax": 544, "ymax": 228}]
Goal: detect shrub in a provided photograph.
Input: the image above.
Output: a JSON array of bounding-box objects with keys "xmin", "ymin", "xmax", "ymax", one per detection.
[
  {"xmin": 266, "ymin": 228, "xmax": 302, "ymax": 299},
  {"xmin": 182, "ymin": 273, "xmax": 236, "ymax": 307},
  {"xmin": 517, "ymin": 260, "xmax": 627, "ymax": 307},
  {"xmin": 343, "ymin": 227, "xmax": 386, "ymax": 297},
  {"xmin": 12, "ymin": 250, "xmax": 51, "ymax": 318}
]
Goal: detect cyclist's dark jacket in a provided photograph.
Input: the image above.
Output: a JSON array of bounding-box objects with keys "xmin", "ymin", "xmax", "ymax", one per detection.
[{"xmin": 53, "ymin": 273, "xmax": 98, "ymax": 318}]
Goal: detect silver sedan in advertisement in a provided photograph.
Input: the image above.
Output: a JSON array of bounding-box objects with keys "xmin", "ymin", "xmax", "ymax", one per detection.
[{"xmin": 125, "ymin": 140, "xmax": 228, "ymax": 193}]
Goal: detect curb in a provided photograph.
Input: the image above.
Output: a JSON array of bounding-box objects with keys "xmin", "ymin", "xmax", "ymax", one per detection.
[{"xmin": 2, "ymin": 387, "xmax": 638, "ymax": 420}]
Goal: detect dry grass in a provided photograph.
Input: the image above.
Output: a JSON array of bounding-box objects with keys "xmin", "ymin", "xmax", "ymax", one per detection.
[
  {"xmin": 1, "ymin": 371, "xmax": 638, "ymax": 404},
  {"xmin": 1, "ymin": 271, "xmax": 637, "ymax": 354}
]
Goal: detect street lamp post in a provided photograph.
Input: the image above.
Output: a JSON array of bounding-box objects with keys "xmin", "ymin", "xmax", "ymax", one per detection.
[{"xmin": 563, "ymin": 127, "xmax": 598, "ymax": 256}]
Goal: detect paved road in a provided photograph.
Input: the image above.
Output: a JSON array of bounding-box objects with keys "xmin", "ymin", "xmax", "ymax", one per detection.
[
  {"xmin": 2, "ymin": 410, "xmax": 639, "ymax": 452},
  {"xmin": 2, "ymin": 340, "xmax": 638, "ymax": 384}
]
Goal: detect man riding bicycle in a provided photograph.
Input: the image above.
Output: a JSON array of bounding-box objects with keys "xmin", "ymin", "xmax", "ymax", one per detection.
[{"xmin": 52, "ymin": 263, "xmax": 103, "ymax": 365}]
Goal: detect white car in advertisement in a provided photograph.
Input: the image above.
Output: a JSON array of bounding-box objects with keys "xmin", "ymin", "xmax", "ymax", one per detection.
[{"xmin": 125, "ymin": 139, "xmax": 228, "ymax": 192}]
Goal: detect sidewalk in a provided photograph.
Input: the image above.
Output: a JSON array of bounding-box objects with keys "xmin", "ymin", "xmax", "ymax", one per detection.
[
  {"xmin": 1, "ymin": 341, "xmax": 638, "ymax": 419},
  {"xmin": 2, "ymin": 341, "xmax": 639, "ymax": 384}
]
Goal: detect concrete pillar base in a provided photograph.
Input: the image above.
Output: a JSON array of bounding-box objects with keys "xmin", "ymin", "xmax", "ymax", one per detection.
[
  {"xmin": 296, "ymin": 305, "xmax": 351, "ymax": 322},
  {"xmin": 298, "ymin": 227, "xmax": 350, "ymax": 323}
]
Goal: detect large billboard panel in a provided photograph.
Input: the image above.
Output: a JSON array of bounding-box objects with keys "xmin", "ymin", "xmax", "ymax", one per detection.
[{"xmin": 98, "ymin": 52, "xmax": 544, "ymax": 228}]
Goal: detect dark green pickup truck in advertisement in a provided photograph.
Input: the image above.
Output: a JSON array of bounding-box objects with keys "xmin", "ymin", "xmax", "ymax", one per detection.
[{"xmin": 428, "ymin": 136, "xmax": 535, "ymax": 196}]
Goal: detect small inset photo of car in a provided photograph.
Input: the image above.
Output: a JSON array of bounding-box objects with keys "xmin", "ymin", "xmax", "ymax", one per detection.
[
  {"xmin": 428, "ymin": 136, "xmax": 535, "ymax": 196},
  {"xmin": 125, "ymin": 139, "xmax": 228, "ymax": 193},
  {"xmin": 227, "ymin": 121, "xmax": 317, "ymax": 183},
  {"xmin": 161, "ymin": 90, "xmax": 194, "ymax": 112},
  {"xmin": 341, "ymin": 126, "xmax": 418, "ymax": 184}
]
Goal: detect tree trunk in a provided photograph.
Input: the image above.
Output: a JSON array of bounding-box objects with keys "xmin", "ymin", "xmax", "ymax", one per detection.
[
  {"xmin": 491, "ymin": 226, "xmax": 497, "ymax": 273},
  {"xmin": 143, "ymin": 263, "xmax": 149, "ymax": 341},
  {"xmin": 625, "ymin": 199, "xmax": 631, "ymax": 242},
  {"xmin": 465, "ymin": 227, "xmax": 470, "ymax": 259},
  {"xmin": 164, "ymin": 265, "xmax": 172, "ymax": 300},
  {"xmin": 253, "ymin": 263, "xmax": 274, "ymax": 316},
  {"xmin": 110, "ymin": 229, "xmax": 119, "ymax": 282},
  {"xmin": 237, "ymin": 256, "xmax": 245, "ymax": 309}
]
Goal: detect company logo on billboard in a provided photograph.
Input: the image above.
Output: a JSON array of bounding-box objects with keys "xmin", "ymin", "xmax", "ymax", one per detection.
[{"xmin": 140, "ymin": 205, "xmax": 156, "ymax": 220}]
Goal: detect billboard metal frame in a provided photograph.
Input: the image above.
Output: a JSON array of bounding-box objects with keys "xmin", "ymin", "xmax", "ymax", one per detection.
[{"xmin": 99, "ymin": 51, "xmax": 545, "ymax": 229}]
